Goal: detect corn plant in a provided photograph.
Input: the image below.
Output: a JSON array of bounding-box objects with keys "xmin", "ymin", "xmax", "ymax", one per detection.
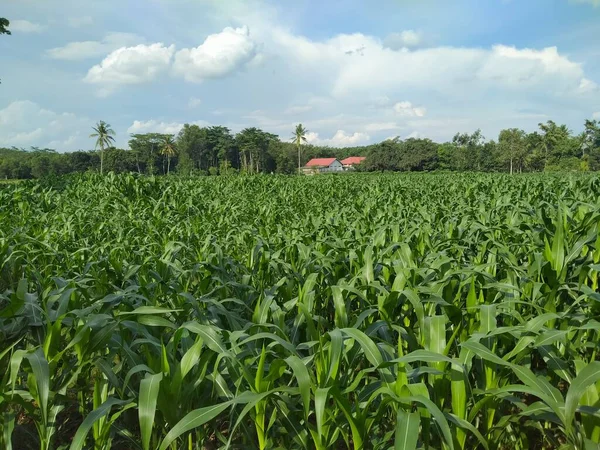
[{"xmin": 1, "ymin": 172, "xmax": 600, "ymax": 449}]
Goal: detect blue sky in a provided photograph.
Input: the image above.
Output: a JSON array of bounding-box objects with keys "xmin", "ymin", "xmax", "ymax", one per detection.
[{"xmin": 1, "ymin": 0, "xmax": 599, "ymax": 150}]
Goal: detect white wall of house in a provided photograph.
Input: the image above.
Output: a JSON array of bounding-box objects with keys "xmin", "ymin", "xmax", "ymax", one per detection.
[{"xmin": 322, "ymin": 160, "xmax": 343, "ymax": 172}]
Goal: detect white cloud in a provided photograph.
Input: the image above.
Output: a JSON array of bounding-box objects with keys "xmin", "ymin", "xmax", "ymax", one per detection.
[
  {"xmin": 476, "ymin": 45, "xmax": 590, "ymax": 90},
  {"xmin": 127, "ymin": 119, "xmax": 210, "ymax": 135},
  {"xmin": 188, "ymin": 97, "xmax": 202, "ymax": 108},
  {"xmin": 270, "ymin": 29, "xmax": 596, "ymax": 101},
  {"xmin": 593, "ymin": 112, "xmax": 600, "ymax": 119},
  {"xmin": 10, "ymin": 20, "xmax": 45, "ymax": 33},
  {"xmin": 67, "ymin": 16, "xmax": 93, "ymax": 28},
  {"xmin": 84, "ymin": 43, "xmax": 175, "ymax": 94},
  {"xmin": 47, "ymin": 32, "xmax": 144, "ymax": 60},
  {"xmin": 579, "ymin": 78, "xmax": 598, "ymax": 93},
  {"xmin": 384, "ymin": 30, "xmax": 422, "ymax": 50},
  {"xmin": 393, "ymin": 101, "xmax": 427, "ymax": 117},
  {"xmin": 364, "ymin": 122, "xmax": 399, "ymax": 132},
  {"xmin": 306, "ymin": 130, "xmax": 370, "ymax": 147},
  {"xmin": 0, "ymin": 101, "xmax": 89, "ymax": 150},
  {"xmin": 285, "ymin": 105, "xmax": 313, "ymax": 115},
  {"xmin": 5, "ymin": 0, "xmax": 598, "ymax": 150},
  {"xmin": 173, "ymin": 26, "xmax": 259, "ymax": 82},
  {"xmin": 369, "ymin": 95, "xmax": 393, "ymax": 108}
]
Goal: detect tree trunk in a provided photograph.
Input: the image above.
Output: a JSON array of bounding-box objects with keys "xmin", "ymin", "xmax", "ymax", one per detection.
[
  {"xmin": 100, "ymin": 146, "xmax": 104, "ymax": 175},
  {"xmin": 510, "ymin": 157, "xmax": 513, "ymax": 175},
  {"xmin": 167, "ymin": 155, "xmax": 171, "ymax": 175},
  {"xmin": 297, "ymin": 144, "xmax": 301, "ymax": 174}
]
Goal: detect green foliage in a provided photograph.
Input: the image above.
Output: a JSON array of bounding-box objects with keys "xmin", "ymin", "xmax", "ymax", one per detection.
[
  {"xmin": 0, "ymin": 18, "xmax": 10, "ymax": 35},
  {"xmin": 1, "ymin": 172, "xmax": 600, "ymax": 449},
  {"xmin": 361, "ymin": 138, "xmax": 438, "ymax": 172},
  {"xmin": 2, "ymin": 117, "xmax": 599, "ymax": 179},
  {"xmin": 292, "ymin": 124, "xmax": 309, "ymax": 173},
  {"xmin": 90, "ymin": 121, "xmax": 116, "ymax": 175}
]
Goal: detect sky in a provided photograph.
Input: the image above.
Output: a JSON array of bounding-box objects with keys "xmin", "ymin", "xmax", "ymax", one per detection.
[{"xmin": 0, "ymin": 0, "xmax": 599, "ymax": 151}]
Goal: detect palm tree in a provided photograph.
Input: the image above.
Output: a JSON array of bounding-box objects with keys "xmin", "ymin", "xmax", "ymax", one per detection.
[
  {"xmin": 0, "ymin": 18, "xmax": 10, "ymax": 35},
  {"xmin": 291, "ymin": 124, "xmax": 308, "ymax": 174},
  {"xmin": 90, "ymin": 121, "xmax": 116, "ymax": 174},
  {"xmin": 160, "ymin": 135, "xmax": 177, "ymax": 175}
]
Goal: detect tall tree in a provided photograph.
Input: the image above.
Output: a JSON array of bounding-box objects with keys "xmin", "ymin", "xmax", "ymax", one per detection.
[
  {"xmin": 160, "ymin": 135, "xmax": 177, "ymax": 175},
  {"xmin": 292, "ymin": 124, "xmax": 308, "ymax": 173},
  {"xmin": 583, "ymin": 120, "xmax": 600, "ymax": 155},
  {"xmin": 538, "ymin": 120, "xmax": 571, "ymax": 170},
  {"xmin": 452, "ymin": 130, "xmax": 485, "ymax": 171},
  {"xmin": 206, "ymin": 126, "xmax": 237, "ymax": 170},
  {"xmin": 176, "ymin": 125, "xmax": 206, "ymax": 174},
  {"xmin": 129, "ymin": 133, "xmax": 169, "ymax": 175},
  {"xmin": 237, "ymin": 128, "xmax": 277, "ymax": 173},
  {"xmin": 498, "ymin": 128, "xmax": 526, "ymax": 174},
  {"xmin": 0, "ymin": 18, "xmax": 10, "ymax": 35},
  {"xmin": 90, "ymin": 121, "xmax": 116, "ymax": 175}
]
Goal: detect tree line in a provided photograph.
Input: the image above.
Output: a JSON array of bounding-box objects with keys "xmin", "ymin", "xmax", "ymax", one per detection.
[{"xmin": 1, "ymin": 118, "xmax": 600, "ymax": 179}]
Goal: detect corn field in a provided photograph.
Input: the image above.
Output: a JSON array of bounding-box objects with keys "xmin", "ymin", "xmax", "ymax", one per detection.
[{"xmin": 1, "ymin": 172, "xmax": 600, "ymax": 450}]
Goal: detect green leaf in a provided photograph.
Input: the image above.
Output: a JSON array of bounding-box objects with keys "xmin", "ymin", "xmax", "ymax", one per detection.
[
  {"xmin": 158, "ymin": 402, "xmax": 232, "ymax": 450},
  {"xmin": 395, "ymin": 409, "xmax": 420, "ymax": 450},
  {"xmin": 25, "ymin": 349, "xmax": 49, "ymax": 426},
  {"xmin": 327, "ymin": 329, "xmax": 343, "ymax": 383},
  {"xmin": 331, "ymin": 286, "xmax": 348, "ymax": 328},
  {"xmin": 341, "ymin": 328, "xmax": 383, "ymax": 367},
  {"xmin": 285, "ymin": 355, "xmax": 311, "ymax": 420},
  {"xmin": 460, "ymin": 340, "xmax": 512, "ymax": 368},
  {"xmin": 116, "ymin": 306, "xmax": 181, "ymax": 315},
  {"xmin": 315, "ymin": 387, "xmax": 332, "ymax": 443},
  {"xmin": 2, "ymin": 411, "xmax": 15, "ymax": 450},
  {"xmin": 182, "ymin": 322, "xmax": 230, "ymax": 355},
  {"xmin": 363, "ymin": 246, "xmax": 374, "ymax": 284},
  {"xmin": 139, "ymin": 372, "xmax": 162, "ymax": 450},
  {"xmin": 565, "ymin": 362, "xmax": 600, "ymax": 434},
  {"xmin": 69, "ymin": 398, "xmax": 133, "ymax": 450}
]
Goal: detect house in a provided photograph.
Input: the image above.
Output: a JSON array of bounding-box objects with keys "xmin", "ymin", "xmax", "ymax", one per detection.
[
  {"xmin": 302, "ymin": 158, "xmax": 344, "ymax": 174},
  {"xmin": 341, "ymin": 156, "xmax": 366, "ymax": 170}
]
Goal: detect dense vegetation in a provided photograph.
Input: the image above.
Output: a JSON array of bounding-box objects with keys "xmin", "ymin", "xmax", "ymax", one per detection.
[
  {"xmin": 1, "ymin": 172, "xmax": 600, "ymax": 449},
  {"xmin": 1, "ymin": 118, "xmax": 600, "ymax": 179}
]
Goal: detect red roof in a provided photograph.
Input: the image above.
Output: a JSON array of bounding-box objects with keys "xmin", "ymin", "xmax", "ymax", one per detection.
[
  {"xmin": 305, "ymin": 158, "xmax": 338, "ymax": 167},
  {"xmin": 341, "ymin": 156, "xmax": 366, "ymax": 165}
]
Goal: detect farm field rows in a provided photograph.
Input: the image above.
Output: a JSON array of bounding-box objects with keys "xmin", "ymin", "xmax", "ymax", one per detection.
[{"xmin": 1, "ymin": 172, "xmax": 600, "ymax": 449}]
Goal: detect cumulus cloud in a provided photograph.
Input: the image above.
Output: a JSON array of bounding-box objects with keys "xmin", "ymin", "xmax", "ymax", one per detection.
[
  {"xmin": 0, "ymin": 101, "xmax": 89, "ymax": 150},
  {"xmin": 306, "ymin": 130, "xmax": 370, "ymax": 147},
  {"xmin": 84, "ymin": 43, "xmax": 175, "ymax": 94},
  {"xmin": 383, "ymin": 30, "xmax": 422, "ymax": 50},
  {"xmin": 593, "ymin": 112, "xmax": 600, "ymax": 119},
  {"xmin": 127, "ymin": 119, "xmax": 210, "ymax": 135},
  {"xmin": 10, "ymin": 20, "xmax": 45, "ymax": 33},
  {"xmin": 393, "ymin": 101, "xmax": 427, "ymax": 117},
  {"xmin": 270, "ymin": 29, "xmax": 597, "ymax": 101},
  {"xmin": 173, "ymin": 26, "xmax": 259, "ymax": 82},
  {"xmin": 476, "ymin": 45, "xmax": 592, "ymax": 91},
  {"xmin": 579, "ymin": 78, "xmax": 598, "ymax": 93},
  {"xmin": 47, "ymin": 32, "xmax": 144, "ymax": 60}
]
